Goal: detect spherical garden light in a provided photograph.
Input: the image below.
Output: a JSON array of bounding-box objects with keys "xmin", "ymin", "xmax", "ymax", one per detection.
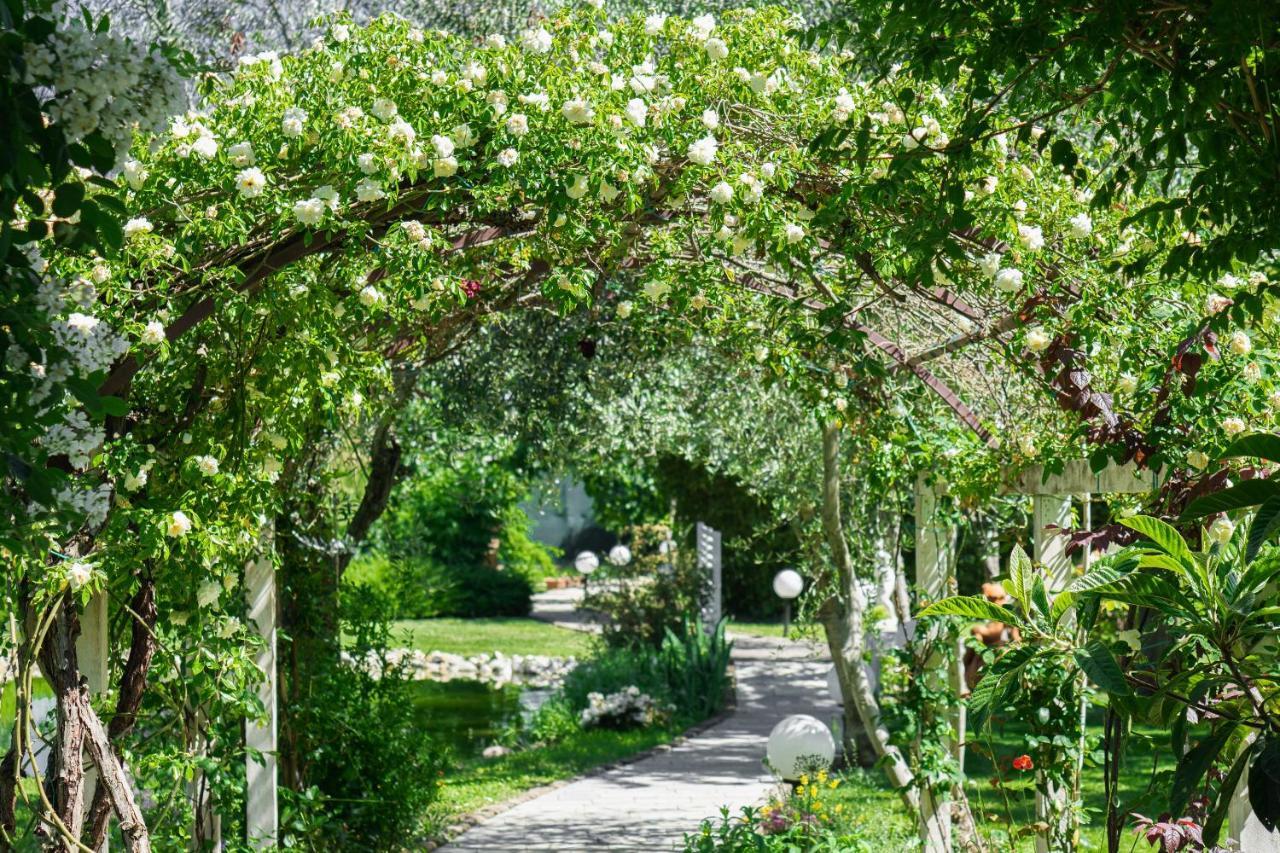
[
  {"xmin": 766, "ymin": 714, "xmax": 836, "ymax": 781},
  {"xmin": 772, "ymin": 569, "xmax": 804, "ymax": 637},
  {"xmin": 574, "ymin": 551, "xmax": 600, "ymax": 574},
  {"xmin": 606, "ymin": 544, "xmax": 632, "ymax": 566}
]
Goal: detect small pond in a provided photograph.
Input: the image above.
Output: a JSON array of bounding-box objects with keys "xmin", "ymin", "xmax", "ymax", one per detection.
[{"xmin": 406, "ymin": 679, "xmax": 554, "ymax": 759}]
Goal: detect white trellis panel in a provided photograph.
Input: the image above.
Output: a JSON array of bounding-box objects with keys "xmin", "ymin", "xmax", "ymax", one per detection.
[
  {"xmin": 695, "ymin": 522, "xmax": 722, "ymax": 630},
  {"xmin": 244, "ymin": 532, "xmax": 278, "ymax": 848}
]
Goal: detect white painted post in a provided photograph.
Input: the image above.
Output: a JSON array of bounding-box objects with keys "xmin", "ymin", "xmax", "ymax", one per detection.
[
  {"xmin": 76, "ymin": 591, "xmax": 110, "ymax": 852},
  {"xmin": 915, "ymin": 475, "xmax": 954, "ymax": 853},
  {"xmin": 695, "ymin": 522, "xmax": 723, "ymax": 631},
  {"xmin": 1228, "ymin": 732, "xmax": 1280, "ymax": 849},
  {"xmin": 1032, "ymin": 494, "xmax": 1072, "ymax": 853},
  {"xmin": 244, "ymin": 528, "xmax": 278, "ymax": 848}
]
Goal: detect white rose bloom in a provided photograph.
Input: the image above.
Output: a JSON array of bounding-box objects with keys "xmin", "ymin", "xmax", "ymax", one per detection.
[
  {"xmin": 520, "ymin": 27, "xmax": 553, "ymax": 54},
  {"xmin": 122, "ymin": 159, "xmax": 148, "ymax": 189},
  {"xmin": 1018, "ymin": 224, "xmax": 1045, "ymax": 251},
  {"xmin": 599, "ymin": 182, "xmax": 620, "ymax": 202},
  {"xmin": 1208, "ymin": 516, "xmax": 1235, "ymax": 545},
  {"xmin": 463, "ymin": 61, "xmax": 487, "ymax": 85},
  {"xmin": 1268, "ymin": 390, "xmax": 1280, "ymax": 410},
  {"xmin": 1117, "ymin": 373, "xmax": 1137, "ymax": 394},
  {"xmin": 65, "ymin": 561, "xmax": 93, "ymax": 592},
  {"xmin": 124, "ymin": 217, "xmax": 153, "ymax": 238},
  {"xmin": 1188, "ymin": 450, "xmax": 1210, "ymax": 469},
  {"xmin": 995, "ymin": 267, "xmax": 1024, "ymax": 293},
  {"xmin": 293, "ymin": 198, "xmax": 325, "ymax": 226},
  {"xmin": 430, "ymin": 69, "xmax": 449, "ymax": 86},
  {"xmin": 123, "ymin": 469, "xmax": 148, "ymax": 491},
  {"xmin": 281, "ymin": 107, "xmax": 307, "ymax": 137},
  {"xmin": 229, "ymin": 142, "xmax": 255, "ymax": 166},
  {"xmin": 686, "ymin": 134, "xmax": 718, "ymax": 165},
  {"xmin": 236, "ymin": 167, "xmax": 267, "ymax": 198},
  {"xmin": 705, "ymin": 37, "xmax": 729, "ymax": 61},
  {"xmin": 372, "ymin": 98, "xmax": 398, "ymax": 120},
  {"xmin": 485, "ymin": 33, "xmax": 506, "ymax": 49},
  {"xmin": 644, "ymin": 14, "xmax": 667, "ymax": 34},
  {"xmin": 978, "ymin": 175, "xmax": 998, "ymax": 195},
  {"xmin": 1223, "ymin": 416, "xmax": 1247, "ymax": 436},
  {"xmin": 1026, "ymin": 327, "xmax": 1051, "ymax": 352},
  {"xmin": 1018, "ymin": 434, "xmax": 1037, "ymax": 456},
  {"xmin": 433, "ymin": 156, "xmax": 459, "ymax": 178},
  {"xmin": 431, "ymin": 134, "xmax": 456, "ymax": 159},
  {"xmin": 519, "ymin": 92, "xmax": 551, "ymax": 110},
  {"xmin": 388, "ymin": 119, "xmax": 416, "ymax": 145},
  {"xmin": 832, "ymin": 91, "xmax": 856, "ymax": 122},
  {"xmin": 566, "ymin": 175, "xmax": 590, "ymax": 199},
  {"xmin": 195, "ymin": 455, "xmax": 219, "ymax": 476},
  {"xmin": 506, "ymin": 113, "xmax": 529, "ymax": 135},
  {"xmin": 331, "ymin": 23, "xmax": 349, "ymax": 42},
  {"xmin": 359, "ymin": 285, "xmax": 384, "ymax": 307},
  {"xmin": 358, "ymin": 153, "xmax": 378, "ymax": 174},
  {"xmin": 452, "ymin": 124, "xmax": 476, "ymax": 148},
  {"xmin": 1012, "ymin": 199, "xmax": 1028, "ymax": 219},
  {"xmin": 314, "ymin": 185, "xmax": 340, "ymax": 210},
  {"xmin": 979, "ymin": 252, "xmax": 1003, "ymax": 278},
  {"xmin": 355, "ymin": 177, "xmax": 385, "ymax": 202},
  {"xmin": 701, "ymin": 109, "xmax": 719, "ymax": 129},
  {"xmin": 562, "ymin": 98, "xmax": 595, "ymax": 124},
  {"xmin": 1068, "ymin": 212, "xmax": 1093, "ymax": 239},
  {"xmin": 709, "ymin": 181, "xmax": 734, "ymax": 204},
  {"xmin": 690, "ymin": 13, "xmax": 715, "ymax": 40},
  {"xmin": 141, "ymin": 321, "xmax": 166, "ymax": 345},
  {"xmin": 625, "ymin": 98, "xmax": 647, "ymax": 127},
  {"xmin": 1229, "ymin": 330, "xmax": 1252, "ymax": 356},
  {"xmin": 1219, "ymin": 272, "xmax": 1242, "ymax": 289},
  {"xmin": 497, "ymin": 147, "xmax": 518, "ymax": 168},
  {"xmin": 1244, "ymin": 362, "xmax": 1262, "ymax": 382},
  {"xmin": 784, "ymin": 222, "xmax": 805, "ymax": 244},
  {"xmin": 616, "ymin": 300, "xmax": 634, "ymax": 319},
  {"xmin": 902, "ymin": 127, "xmax": 926, "ymax": 149},
  {"xmin": 191, "ymin": 134, "xmax": 218, "ymax": 159}
]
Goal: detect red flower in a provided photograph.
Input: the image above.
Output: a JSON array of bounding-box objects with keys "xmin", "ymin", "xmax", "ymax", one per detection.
[
  {"xmin": 1013, "ymin": 754, "xmax": 1034, "ymax": 771},
  {"xmin": 461, "ymin": 278, "xmax": 482, "ymax": 298}
]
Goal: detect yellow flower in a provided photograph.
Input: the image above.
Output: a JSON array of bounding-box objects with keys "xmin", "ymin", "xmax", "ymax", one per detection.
[
  {"xmin": 817, "ymin": 770, "xmax": 828, "ymax": 783},
  {"xmin": 829, "ymin": 780, "xmax": 839, "ymax": 790},
  {"xmin": 800, "ymin": 774, "xmax": 810, "ymax": 787},
  {"xmin": 835, "ymin": 804, "xmax": 844, "ymax": 813}
]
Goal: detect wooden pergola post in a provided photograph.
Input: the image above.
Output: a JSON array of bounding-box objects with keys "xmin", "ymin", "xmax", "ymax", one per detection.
[
  {"xmin": 244, "ymin": 528, "xmax": 278, "ymax": 848},
  {"xmin": 915, "ymin": 474, "xmax": 956, "ymax": 853},
  {"xmin": 75, "ymin": 591, "xmax": 110, "ymax": 852}
]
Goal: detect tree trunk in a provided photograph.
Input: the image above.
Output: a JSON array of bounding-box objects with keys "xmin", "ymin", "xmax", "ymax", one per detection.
[{"xmin": 819, "ymin": 424, "xmax": 919, "ymax": 804}]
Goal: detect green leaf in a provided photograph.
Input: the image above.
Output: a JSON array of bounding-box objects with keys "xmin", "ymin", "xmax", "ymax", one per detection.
[
  {"xmin": 1065, "ymin": 555, "xmax": 1139, "ymax": 593},
  {"xmin": 918, "ymin": 595, "xmax": 1022, "ymax": 626},
  {"xmin": 52, "ymin": 182, "xmax": 85, "ymax": 217},
  {"xmin": 1180, "ymin": 479, "xmax": 1280, "ymax": 520},
  {"xmin": 100, "ymin": 396, "xmax": 128, "ymax": 417},
  {"xmin": 1050, "ymin": 591, "xmax": 1075, "ymax": 626},
  {"xmin": 1118, "ymin": 516, "xmax": 1194, "ymax": 565},
  {"xmin": 1072, "ymin": 641, "xmax": 1131, "ymax": 696},
  {"xmin": 1250, "ymin": 736, "xmax": 1280, "ymax": 832},
  {"xmin": 1008, "ymin": 543, "xmax": 1033, "ymax": 609},
  {"xmin": 1170, "ymin": 724, "xmax": 1237, "ymax": 816},
  {"xmin": 1246, "ymin": 494, "xmax": 1280, "ymax": 564},
  {"xmin": 1203, "ymin": 744, "xmax": 1251, "ymax": 846},
  {"xmin": 1222, "ymin": 433, "xmax": 1280, "ymax": 465}
]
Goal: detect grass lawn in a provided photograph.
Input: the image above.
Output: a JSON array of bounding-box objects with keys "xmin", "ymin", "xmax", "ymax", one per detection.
[
  {"xmin": 392, "ymin": 617, "xmax": 597, "ymax": 658},
  {"xmin": 430, "ymin": 723, "xmax": 683, "ymax": 832},
  {"xmin": 725, "ymin": 620, "xmax": 788, "ymax": 638}
]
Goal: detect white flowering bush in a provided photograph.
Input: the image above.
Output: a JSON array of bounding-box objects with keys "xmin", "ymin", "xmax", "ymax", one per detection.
[{"xmin": 579, "ymin": 685, "xmax": 666, "ymax": 729}]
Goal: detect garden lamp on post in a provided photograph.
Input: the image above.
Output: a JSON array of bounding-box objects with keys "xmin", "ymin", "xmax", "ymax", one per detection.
[
  {"xmin": 772, "ymin": 569, "xmax": 803, "ymax": 638},
  {"xmin": 574, "ymin": 550, "xmax": 599, "ymax": 597}
]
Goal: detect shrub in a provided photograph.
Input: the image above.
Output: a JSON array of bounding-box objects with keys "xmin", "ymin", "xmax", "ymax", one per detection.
[
  {"xmin": 452, "ymin": 566, "xmax": 533, "ymax": 617},
  {"xmin": 527, "ymin": 695, "xmax": 580, "ymax": 744},
  {"xmin": 280, "ymin": 585, "xmax": 447, "ymax": 848},
  {"xmin": 343, "ymin": 553, "xmax": 531, "ymax": 618}
]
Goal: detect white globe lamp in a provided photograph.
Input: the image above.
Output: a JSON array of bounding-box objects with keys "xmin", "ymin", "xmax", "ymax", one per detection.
[
  {"xmin": 772, "ymin": 569, "xmax": 804, "ymax": 637},
  {"xmin": 766, "ymin": 714, "xmax": 835, "ymax": 781},
  {"xmin": 574, "ymin": 551, "xmax": 599, "ymax": 575},
  {"xmin": 606, "ymin": 544, "xmax": 632, "ymax": 566}
]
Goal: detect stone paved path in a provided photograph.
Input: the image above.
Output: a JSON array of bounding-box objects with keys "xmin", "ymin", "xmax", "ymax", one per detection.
[{"xmin": 443, "ymin": 625, "xmax": 836, "ymax": 852}]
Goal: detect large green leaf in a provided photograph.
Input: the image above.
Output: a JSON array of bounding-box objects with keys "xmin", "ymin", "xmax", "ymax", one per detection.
[
  {"xmin": 1007, "ymin": 543, "xmax": 1033, "ymax": 610},
  {"xmin": 1119, "ymin": 516, "xmax": 1194, "ymax": 565},
  {"xmin": 1247, "ymin": 494, "xmax": 1280, "ymax": 564},
  {"xmin": 918, "ymin": 595, "xmax": 1022, "ymax": 626},
  {"xmin": 1222, "ymin": 433, "xmax": 1280, "ymax": 465},
  {"xmin": 1073, "ymin": 641, "xmax": 1131, "ymax": 696},
  {"xmin": 1180, "ymin": 479, "xmax": 1280, "ymax": 520},
  {"xmin": 1171, "ymin": 724, "xmax": 1237, "ymax": 816},
  {"xmin": 1065, "ymin": 556, "xmax": 1139, "ymax": 593},
  {"xmin": 1250, "ymin": 735, "xmax": 1280, "ymax": 832}
]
